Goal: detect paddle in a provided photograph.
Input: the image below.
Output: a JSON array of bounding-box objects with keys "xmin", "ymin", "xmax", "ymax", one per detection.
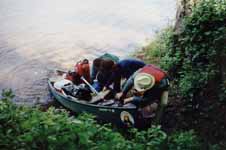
[
  {"xmin": 80, "ymin": 76, "xmax": 112, "ymax": 104},
  {"xmin": 55, "ymin": 69, "xmax": 99, "ymax": 94},
  {"xmin": 55, "ymin": 69, "xmax": 68, "ymax": 75},
  {"xmin": 55, "ymin": 68, "xmax": 107, "ymax": 102},
  {"xmin": 80, "ymin": 76, "xmax": 99, "ymax": 96}
]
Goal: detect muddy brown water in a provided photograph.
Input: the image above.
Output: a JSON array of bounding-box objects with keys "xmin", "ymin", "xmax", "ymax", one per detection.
[{"xmin": 0, "ymin": 0, "xmax": 176, "ymax": 106}]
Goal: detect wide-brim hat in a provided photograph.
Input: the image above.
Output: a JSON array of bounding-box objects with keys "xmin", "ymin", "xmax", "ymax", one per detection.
[{"xmin": 134, "ymin": 73, "xmax": 155, "ymax": 92}]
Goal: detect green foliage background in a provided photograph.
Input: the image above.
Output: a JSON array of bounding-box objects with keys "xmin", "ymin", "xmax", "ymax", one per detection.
[
  {"xmin": 143, "ymin": 0, "xmax": 226, "ymax": 100},
  {"xmin": 162, "ymin": 0, "xmax": 226, "ymax": 100},
  {"xmin": 141, "ymin": 0, "xmax": 226, "ymax": 148},
  {"xmin": 0, "ymin": 90, "xmax": 200, "ymax": 150},
  {"xmin": 1, "ymin": 0, "xmax": 226, "ymax": 149}
]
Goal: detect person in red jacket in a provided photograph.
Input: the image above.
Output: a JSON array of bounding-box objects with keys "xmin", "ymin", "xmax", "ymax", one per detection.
[
  {"xmin": 74, "ymin": 59, "xmax": 91, "ymax": 83},
  {"xmin": 116, "ymin": 64, "xmax": 170, "ymax": 107}
]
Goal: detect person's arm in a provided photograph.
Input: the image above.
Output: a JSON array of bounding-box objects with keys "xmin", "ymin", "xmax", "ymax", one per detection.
[
  {"xmin": 103, "ymin": 73, "xmax": 120, "ymax": 92},
  {"xmin": 158, "ymin": 77, "xmax": 170, "ymax": 105},
  {"xmin": 131, "ymin": 95, "xmax": 152, "ymax": 106},
  {"xmin": 104, "ymin": 72, "xmax": 115, "ymax": 89},
  {"xmin": 91, "ymin": 66, "xmax": 98, "ymax": 81},
  {"xmin": 113, "ymin": 75, "xmax": 121, "ymax": 92},
  {"xmin": 121, "ymin": 74, "xmax": 135, "ymax": 95},
  {"xmin": 122, "ymin": 69, "xmax": 140, "ymax": 95},
  {"xmin": 115, "ymin": 75, "xmax": 134, "ymax": 100},
  {"xmin": 116, "ymin": 69, "xmax": 140, "ymax": 100},
  {"xmin": 133, "ymin": 91, "xmax": 168, "ymax": 106},
  {"xmin": 105, "ymin": 67, "xmax": 120, "ymax": 89}
]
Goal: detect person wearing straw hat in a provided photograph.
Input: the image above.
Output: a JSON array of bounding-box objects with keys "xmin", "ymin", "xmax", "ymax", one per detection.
[{"xmin": 116, "ymin": 64, "xmax": 170, "ymax": 107}]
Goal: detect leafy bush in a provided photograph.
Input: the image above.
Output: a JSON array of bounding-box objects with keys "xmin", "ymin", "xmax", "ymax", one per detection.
[
  {"xmin": 168, "ymin": 130, "xmax": 200, "ymax": 150},
  {"xmin": 138, "ymin": 27, "xmax": 174, "ymax": 65},
  {"xmin": 162, "ymin": 0, "xmax": 226, "ymax": 100},
  {"xmin": 130, "ymin": 126, "xmax": 167, "ymax": 150},
  {"xmin": 158, "ymin": 0, "xmax": 226, "ymax": 147},
  {"xmin": 0, "ymin": 90, "xmax": 202, "ymax": 150}
]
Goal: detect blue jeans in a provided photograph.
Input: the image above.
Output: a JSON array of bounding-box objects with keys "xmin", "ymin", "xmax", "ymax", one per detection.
[{"xmin": 92, "ymin": 81, "xmax": 103, "ymax": 92}]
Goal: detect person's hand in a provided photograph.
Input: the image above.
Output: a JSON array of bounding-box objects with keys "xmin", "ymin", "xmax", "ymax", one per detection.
[
  {"xmin": 124, "ymin": 97, "xmax": 133, "ymax": 104},
  {"xmin": 115, "ymin": 92, "xmax": 123, "ymax": 100},
  {"xmin": 102, "ymin": 86, "xmax": 108, "ymax": 91}
]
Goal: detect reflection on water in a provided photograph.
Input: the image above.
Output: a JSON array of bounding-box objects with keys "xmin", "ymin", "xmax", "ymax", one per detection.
[{"xmin": 0, "ymin": 0, "xmax": 176, "ymax": 105}]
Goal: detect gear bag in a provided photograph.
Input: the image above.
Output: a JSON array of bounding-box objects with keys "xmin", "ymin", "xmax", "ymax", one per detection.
[{"xmin": 74, "ymin": 59, "xmax": 91, "ymax": 83}]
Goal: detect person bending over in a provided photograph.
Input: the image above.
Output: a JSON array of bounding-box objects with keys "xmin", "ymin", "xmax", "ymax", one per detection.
[
  {"xmin": 116, "ymin": 64, "xmax": 170, "ymax": 108},
  {"xmin": 91, "ymin": 53, "xmax": 119, "ymax": 91},
  {"xmin": 100, "ymin": 59, "xmax": 146, "ymax": 92}
]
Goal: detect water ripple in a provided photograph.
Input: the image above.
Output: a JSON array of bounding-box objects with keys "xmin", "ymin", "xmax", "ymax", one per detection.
[{"xmin": 0, "ymin": 0, "xmax": 176, "ymax": 105}]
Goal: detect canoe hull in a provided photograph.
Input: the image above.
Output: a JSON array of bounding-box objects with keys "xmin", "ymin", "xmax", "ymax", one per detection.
[{"xmin": 48, "ymin": 80, "xmax": 148, "ymax": 127}]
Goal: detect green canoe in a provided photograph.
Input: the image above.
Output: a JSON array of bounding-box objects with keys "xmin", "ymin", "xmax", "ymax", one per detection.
[{"xmin": 48, "ymin": 79, "xmax": 155, "ymax": 128}]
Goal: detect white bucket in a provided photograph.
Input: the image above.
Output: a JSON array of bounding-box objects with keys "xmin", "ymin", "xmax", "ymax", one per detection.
[{"xmin": 54, "ymin": 79, "xmax": 72, "ymax": 90}]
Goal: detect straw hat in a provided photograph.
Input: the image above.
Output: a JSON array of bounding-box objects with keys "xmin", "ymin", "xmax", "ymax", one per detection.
[{"xmin": 134, "ymin": 73, "xmax": 155, "ymax": 92}]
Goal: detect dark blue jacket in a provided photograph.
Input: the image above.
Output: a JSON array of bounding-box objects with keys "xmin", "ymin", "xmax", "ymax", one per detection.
[{"xmin": 105, "ymin": 59, "xmax": 145, "ymax": 92}]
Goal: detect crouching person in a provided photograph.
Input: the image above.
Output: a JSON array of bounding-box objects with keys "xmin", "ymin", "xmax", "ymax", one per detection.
[
  {"xmin": 91, "ymin": 53, "xmax": 119, "ymax": 92},
  {"xmin": 116, "ymin": 64, "xmax": 170, "ymax": 120}
]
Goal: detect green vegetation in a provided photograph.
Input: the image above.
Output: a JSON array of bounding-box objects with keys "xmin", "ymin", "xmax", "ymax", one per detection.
[
  {"xmin": 141, "ymin": 0, "xmax": 226, "ymax": 148},
  {"xmin": 1, "ymin": 0, "xmax": 226, "ymax": 149},
  {"xmin": 0, "ymin": 89, "xmax": 200, "ymax": 150},
  {"xmin": 138, "ymin": 27, "xmax": 174, "ymax": 65},
  {"xmin": 162, "ymin": 0, "xmax": 226, "ymax": 99}
]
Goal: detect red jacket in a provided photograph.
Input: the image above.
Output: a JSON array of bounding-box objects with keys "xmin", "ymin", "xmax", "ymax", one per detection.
[
  {"xmin": 138, "ymin": 64, "xmax": 167, "ymax": 84},
  {"xmin": 74, "ymin": 60, "xmax": 91, "ymax": 83}
]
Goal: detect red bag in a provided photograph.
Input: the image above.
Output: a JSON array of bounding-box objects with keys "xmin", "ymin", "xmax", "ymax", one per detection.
[
  {"xmin": 139, "ymin": 65, "xmax": 166, "ymax": 83},
  {"xmin": 65, "ymin": 73, "xmax": 73, "ymax": 81},
  {"xmin": 74, "ymin": 59, "xmax": 91, "ymax": 83}
]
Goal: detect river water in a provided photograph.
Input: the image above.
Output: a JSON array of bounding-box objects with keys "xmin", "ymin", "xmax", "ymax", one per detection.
[{"xmin": 0, "ymin": 0, "xmax": 176, "ymax": 105}]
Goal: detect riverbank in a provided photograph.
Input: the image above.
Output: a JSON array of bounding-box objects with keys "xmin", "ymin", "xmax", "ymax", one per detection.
[
  {"xmin": 1, "ymin": 0, "xmax": 225, "ymax": 149},
  {"xmin": 134, "ymin": 0, "xmax": 226, "ymax": 148},
  {"xmin": 0, "ymin": 89, "xmax": 201, "ymax": 150}
]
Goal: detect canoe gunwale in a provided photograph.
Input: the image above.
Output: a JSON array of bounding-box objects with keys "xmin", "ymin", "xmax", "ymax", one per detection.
[{"xmin": 48, "ymin": 79, "xmax": 137, "ymax": 111}]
